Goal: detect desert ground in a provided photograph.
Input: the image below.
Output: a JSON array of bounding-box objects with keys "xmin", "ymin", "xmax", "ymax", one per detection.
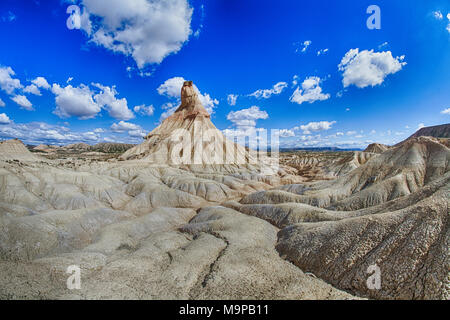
[{"xmin": 0, "ymin": 82, "xmax": 448, "ymax": 300}]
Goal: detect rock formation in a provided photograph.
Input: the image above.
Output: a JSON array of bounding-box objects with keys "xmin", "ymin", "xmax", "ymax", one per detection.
[
  {"xmin": 0, "ymin": 82, "xmax": 447, "ymax": 300},
  {"xmin": 364, "ymin": 143, "xmax": 390, "ymax": 153},
  {"xmin": 120, "ymin": 81, "xmax": 272, "ymax": 174}
]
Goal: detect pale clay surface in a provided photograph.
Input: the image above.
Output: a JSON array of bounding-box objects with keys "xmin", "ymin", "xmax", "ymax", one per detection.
[{"xmin": 0, "ymin": 82, "xmax": 448, "ymax": 300}]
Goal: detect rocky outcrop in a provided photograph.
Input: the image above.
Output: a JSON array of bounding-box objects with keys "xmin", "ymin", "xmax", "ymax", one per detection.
[{"xmin": 364, "ymin": 143, "xmax": 390, "ymax": 153}]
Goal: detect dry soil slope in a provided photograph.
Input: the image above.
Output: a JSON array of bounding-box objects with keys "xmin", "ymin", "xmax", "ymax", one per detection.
[{"xmin": 231, "ymin": 137, "xmax": 449, "ymax": 299}]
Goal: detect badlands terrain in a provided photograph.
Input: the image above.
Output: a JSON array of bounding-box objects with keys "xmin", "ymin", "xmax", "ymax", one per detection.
[{"xmin": 0, "ymin": 82, "xmax": 448, "ymax": 300}]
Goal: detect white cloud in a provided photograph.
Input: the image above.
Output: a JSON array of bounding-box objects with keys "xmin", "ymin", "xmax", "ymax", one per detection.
[
  {"xmin": 433, "ymin": 11, "xmax": 443, "ymax": 20},
  {"xmin": 51, "ymin": 83, "xmax": 101, "ymax": 119},
  {"xmin": 0, "ymin": 98, "xmax": 5, "ymax": 107},
  {"xmin": 32, "ymin": 76, "xmax": 51, "ymax": 89},
  {"xmin": 345, "ymin": 107, "xmax": 350, "ymax": 112},
  {"xmin": 290, "ymin": 76, "xmax": 330, "ymax": 105},
  {"xmin": 159, "ymin": 102, "xmax": 177, "ymax": 121},
  {"xmin": 111, "ymin": 120, "xmax": 146, "ymax": 137},
  {"xmin": 347, "ymin": 130, "xmax": 357, "ymax": 136},
  {"xmin": 23, "ymin": 84, "xmax": 41, "ymax": 96},
  {"xmin": 294, "ymin": 121, "xmax": 336, "ymax": 134},
  {"xmin": 279, "ymin": 129, "xmax": 295, "ymax": 137},
  {"xmin": 51, "ymin": 82, "xmax": 134, "ymax": 120},
  {"xmin": 317, "ymin": 48, "xmax": 329, "ymax": 56},
  {"xmin": 79, "ymin": 0, "xmax": 193, "ymax": 68},
  {"xmin": 336, "ymin": 132, "xmax": 344, "ymax": 136},
  {"xmin": 441, "ymin": 108, "xmax": 450, "ymax": 115},
  {"xmin": 227, "ymin": 94, "xmax": 238, "ymax": 106},
  {"xmin": 0, "ymin": 113, "xmax": 11, "ymax": 124},
  {"xmin": 0, "ymin": 66, "xmax": 22, "ymax": 94},
  {"xmin": 338, "ymin": 49, "xmax": 406, "ymax": 88},
  {"xmin": 448, "ymin": 13, "xmax": 450, "ymax": 33},
  {"xmin": 111, "ymin": 120, "xmax": 141, "ymax": 132},
  {"xmin": 157, "ymin": 77, "xmax": 219, "ymax": 114},
  {"xmin": 0, "ymin": 121, "xmax": 110, "ymax": 145},
  {"xmin": 227, "ymin": 106, "xmax": 268, "ymax": 129},
  {"xmin": 292, "ymin": 75, "xmax": 299, "ymax": 87},
  {"xmin": 11, "ymin": 95, "xmax": 33, "ymax": 110},
  {"xmin": 296, "ymin": 40, "xmax": 311, "ymax": 53},
  {"xmin": 92, "ymin": 83, "xmax": 134, "ymax": 120},
  {"xmin": 249, "ymin": 82, "xmax": 288, "ymax": 99},
  {"xmin": 378, "ymin": 42, "xmax": 389, "ymax": 49},
  {"xmin": 134, "ymin": 104, "xmax": 154, "ymax": 116},
  {"xmin": 417, "ymin": 123, "xmax": 425, "ymax": 129}
]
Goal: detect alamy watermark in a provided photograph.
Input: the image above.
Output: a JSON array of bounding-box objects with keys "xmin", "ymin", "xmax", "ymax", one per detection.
[
  {"xmin": 66, "ymin": 265, "xmax": 81, "ymax": 290},
  {"xmin": 66, "ymin": 5, "xmax": 81, "ymax": 30},
  {"xmin": 367, "ymin": 5, "xmax": 381, "ymax": 30}
]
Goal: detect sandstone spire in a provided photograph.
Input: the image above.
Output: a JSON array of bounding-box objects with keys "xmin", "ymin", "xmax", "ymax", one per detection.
[
  {"xmin": 170, "ymin": 80, "xmax": 210, "ymax": 120},
  {"xmin": 119, "ymin": 81, "xmax": 254, "ymax": 168}
]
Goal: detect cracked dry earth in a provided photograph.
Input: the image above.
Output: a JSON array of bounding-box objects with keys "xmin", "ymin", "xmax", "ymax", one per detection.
[{"xmin": 0, "ymin": 136, "xmax": 448, "ymax": 300}]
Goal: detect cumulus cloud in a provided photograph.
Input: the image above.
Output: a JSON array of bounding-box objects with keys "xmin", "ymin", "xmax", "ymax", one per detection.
[
  {"xmin": 338, "ymin": 49, "xmax": 406, "ymax": 88},
  {"xmin": 441, "ymin": 108, "xmax": 450, "ymax": 115},
  {"xmin": 52, "ymin": 83, "xmax": 101, "ymax": 119},
  {"xmin": 134, "ymin": 104, "xmax": 154, "ymax": 116},
  {"xmin": 157, "ymin": 77, "xmax": 219, "ymax": 115},
  {"xmin": 0, "ymin": 121, "xmax": 106, "ymax": 145},
  {"xmin": 279, "ymin": 129, "xmax": 295, "ymax": 137},
  {"xmin": 92, "ymin": 83, "xmax": 134, "ymax": 120},
  {"xmin": 418, "ymin": 123, "xmax": 425, "ymax": 129},
  {"xmin": 0, "ymin": 98, "xmax": 5, "ymax": 107},
  {"xmin": 227, "ymin": 106, "xmax": 268, "ymax": 129},
  {"xmin": 32, "ymin": 76, "xmax": 51, "ymax": 89},
  {"xmin": 290, "ymin": 76, "xmax": 330, "ymax": 105},
  {"xmin": 294, "ymin": 121, "xmax": 336, "ymax": 134},
  {"xmin": 11, "ymin": 95, "xmax": 33, "ymax": 110},
  {"xmin": 111, "ymin": 121, "xmax": 141, "ymax": 132},
  {"xmin": 23, "ymin": 84, "xmax": 41, "ymax": 96},
  {"xmin": 0, "ymin": 113, "xmax": 11, "ymax": 124},
  {"xmin": 51, "ymin": 82, "xmax": 136, "ymax": 120},
  {"xmin": 111, "ymin": 120, "xmax": 146, "ymax": 137},
  {"xmin": 249, "ymin": 82, "xmax": 288, "ymax": 99},
  {"xmin": 78, "ymin": 0, "xmax": 193, "ymax": 68},
  {"xmin": 0, "ymin": 66, "xmax": 22, "ymax": 94},
  {"xmin": 159, "ymin": 102, "xmax": 177, "ymax": 121},
  {"xmin": 227, "ymin": 94, "xmax": 238, "ymax": 106}
]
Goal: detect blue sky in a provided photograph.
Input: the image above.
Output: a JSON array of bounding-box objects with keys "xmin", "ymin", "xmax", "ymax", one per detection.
[{"xmin": 0, "ymin": 0, "xmax": 449, "ymax": 148}]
